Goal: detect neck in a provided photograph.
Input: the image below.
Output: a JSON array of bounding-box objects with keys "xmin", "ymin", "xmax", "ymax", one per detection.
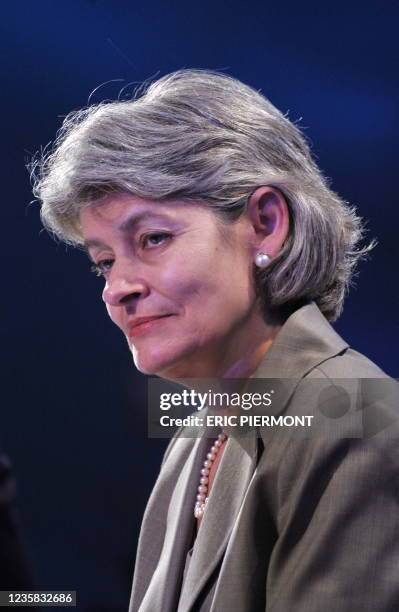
[
  {"xmin": 221, "ymin": 334, "xmax": 276, "ymax": 379},
  {"xmin": 160, "ymin": 308, "xmax": 282, "ymax": 389}
]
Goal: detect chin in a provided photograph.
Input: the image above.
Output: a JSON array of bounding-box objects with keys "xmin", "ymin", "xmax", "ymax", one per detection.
[
  {"xmin": 132, "ymin": 356, "xmax": 164, "ymax": 376},
  {"xmin": 131, "ymin": 345, "xmax": 199, "ymax": 380},
  {"xmin": 131, "ymin": 346, "xmax": 179, "ymax": 377}
]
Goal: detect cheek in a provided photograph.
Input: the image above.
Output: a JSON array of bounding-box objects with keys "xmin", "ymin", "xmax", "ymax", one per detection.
[
  {"xmin": 167, "ymin": 271, "xmax": 216, "ymax": 309},
  {"xmin": 166, "ymin": 251, "xmax": 252, "ymax": 313}
]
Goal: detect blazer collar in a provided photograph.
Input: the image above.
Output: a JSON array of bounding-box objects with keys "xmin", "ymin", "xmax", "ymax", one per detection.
[
  {"xmin": 243, "ymin": 300, "xmax": 350, "ymax": 420},
  {"xmin": 253, "ymin": 300, "xmax": 348, "ymax": 379}
]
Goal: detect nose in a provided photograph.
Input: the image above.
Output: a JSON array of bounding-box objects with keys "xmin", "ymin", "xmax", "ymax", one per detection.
[{"xmin": 102, "ymin": 263, "xmax": 149, "ymax": 306}]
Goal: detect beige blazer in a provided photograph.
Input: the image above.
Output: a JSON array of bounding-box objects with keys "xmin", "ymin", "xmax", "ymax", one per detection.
[{"xmin": 129, "ymin": 301, "xmax": 399, "ymax": 612}]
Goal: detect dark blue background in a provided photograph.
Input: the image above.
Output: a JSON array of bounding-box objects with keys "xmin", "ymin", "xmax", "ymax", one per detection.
[{"xmin": 1, "ymin": 1, "xmax": 398, "ymax": 610}]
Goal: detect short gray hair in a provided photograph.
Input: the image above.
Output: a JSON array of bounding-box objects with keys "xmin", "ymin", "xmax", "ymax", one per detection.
[{"xmin": 29, "ymin": 69, "xmax": 374, "ymax": 322}]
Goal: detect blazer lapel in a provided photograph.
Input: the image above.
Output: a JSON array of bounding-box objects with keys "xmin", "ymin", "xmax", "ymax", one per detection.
[
  {"xmin": 131, "ymin": 434, "xmax": 209, "ymax": 612},
  {"xmin": 177, "ymin": 426, "xmax": 258, "ymax": 612}
]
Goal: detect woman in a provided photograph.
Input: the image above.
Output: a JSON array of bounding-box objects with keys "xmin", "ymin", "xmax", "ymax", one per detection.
[{"xmin": 31, "ymin": 70, "xmax": 399, "ymax": 611}]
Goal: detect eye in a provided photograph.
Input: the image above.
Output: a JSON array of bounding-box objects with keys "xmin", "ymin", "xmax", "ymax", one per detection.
[
  {"xmin": 90, "ymin": 259, "xmax": 114, "ymax": 277},
  {"xmin": 141, "ymin": 232, "xmax": 171, "ymax": 249}
]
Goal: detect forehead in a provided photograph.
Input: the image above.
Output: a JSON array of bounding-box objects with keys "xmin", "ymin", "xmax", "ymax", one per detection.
[{"xmin": 80, "ymin": 193, "xmax": 187, "ymax": 226}]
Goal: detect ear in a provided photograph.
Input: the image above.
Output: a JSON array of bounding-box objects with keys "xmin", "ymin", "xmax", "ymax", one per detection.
[{"xmin": 246, "ymin": 186, "xmax": 290, "ymax": 258}]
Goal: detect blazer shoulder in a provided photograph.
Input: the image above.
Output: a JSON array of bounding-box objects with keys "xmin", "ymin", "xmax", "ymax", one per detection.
[
  {"xmin": 314, "ymin": 346, "xmax": 389, "ymax": 379},
  {"xmin": 303, "ymin": 348, "xmax": 398, "ymax": 441}
]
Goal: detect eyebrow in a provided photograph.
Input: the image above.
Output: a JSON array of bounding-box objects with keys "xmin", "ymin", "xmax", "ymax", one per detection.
[{"xmin": 82, "ymin": 211, "xmax": 174, "ymax": 252}]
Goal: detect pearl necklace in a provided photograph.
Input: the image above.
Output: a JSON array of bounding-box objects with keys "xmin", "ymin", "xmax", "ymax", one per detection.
[{"xmin": 194, "ymin": 432, "xmax": 227, "ymax": 519}]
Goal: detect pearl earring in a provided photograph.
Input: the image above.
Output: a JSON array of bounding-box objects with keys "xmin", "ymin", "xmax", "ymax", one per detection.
[{"xmin": 255, "ymin": 252, "xmax": 271, "ymax": 268}]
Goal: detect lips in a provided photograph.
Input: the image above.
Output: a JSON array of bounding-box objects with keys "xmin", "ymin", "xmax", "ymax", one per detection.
[{"xmin": 127, "ymin": 315, "xmax": 173, "ymax": 338}]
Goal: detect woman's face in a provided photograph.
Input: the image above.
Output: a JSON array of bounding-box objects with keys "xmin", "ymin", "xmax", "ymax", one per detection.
[{"xmin": 80, "ymin": 193, "xmax": 265, "ymax": 379}]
